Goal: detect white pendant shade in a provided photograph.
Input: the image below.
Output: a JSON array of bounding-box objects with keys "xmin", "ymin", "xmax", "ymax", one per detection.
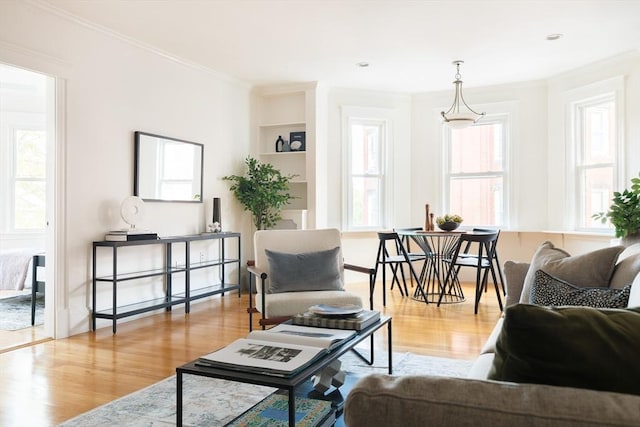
[{"xmin": 441, "ymin": 61, "xmax": 484, "ymax": 129}]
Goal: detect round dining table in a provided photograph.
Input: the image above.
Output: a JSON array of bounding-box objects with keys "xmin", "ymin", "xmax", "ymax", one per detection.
[{"xmin": 395, "ymin": 229, "xmax": 467, "ymax": 304}]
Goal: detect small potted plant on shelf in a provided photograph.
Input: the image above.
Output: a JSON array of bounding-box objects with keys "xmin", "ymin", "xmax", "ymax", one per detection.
[
  {"xmin": 593, "ymin": 172, "xmax": 640, "ymax": 245},
  {"xmin": 436, "ymin": 214, "xmax": 464, "ymax": 231},
  {"xmin": 222, "ymin": 156, "xmax": 295, "ymax": 230}
]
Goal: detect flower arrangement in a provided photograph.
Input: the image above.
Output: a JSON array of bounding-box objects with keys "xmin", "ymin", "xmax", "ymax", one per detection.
[{"xmin": 436, "ymin": 214, "xmax": 464, "ymax": 226}]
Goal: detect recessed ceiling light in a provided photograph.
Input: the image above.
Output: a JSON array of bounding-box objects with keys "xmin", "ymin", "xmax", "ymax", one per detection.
[
  {"xmin": 546, "ymin": 33, "xmax": 563, "ymax": 41},
  {"xmin": 356, "ymin": 62, "xmax": 370, "ymax": 68}
]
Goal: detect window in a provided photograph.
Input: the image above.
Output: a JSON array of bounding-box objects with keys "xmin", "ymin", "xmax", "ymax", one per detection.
[
  {"xmin": 345, "ymin": 118, "xmax": 386, "ymax": 230},
  {"xmin": 12, "ymin": 129, "xmax": 47, "ymax": 230},
  {"xmin": 574, "ymin": 96, "xmax": 618, "ymax": 229},
  {"xmin": 444, "ymin": 116, "xmax": 508, "ymax": 227}
]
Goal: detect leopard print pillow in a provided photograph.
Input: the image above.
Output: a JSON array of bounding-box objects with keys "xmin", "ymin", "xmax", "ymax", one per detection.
[{"xmin": 531, "ymin": 269, "xmax": 631, "ymax": 308}]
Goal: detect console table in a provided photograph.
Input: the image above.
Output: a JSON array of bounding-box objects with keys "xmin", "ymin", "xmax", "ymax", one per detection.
[{"xmin": 92, "ymin": 232, "xmax": 241, "ymax": 333}]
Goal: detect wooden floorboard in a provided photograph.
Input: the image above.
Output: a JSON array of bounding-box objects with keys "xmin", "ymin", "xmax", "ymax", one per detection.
[{"xmin": 0, "ymin": 281, "xmax": 502, "ymax": 426}]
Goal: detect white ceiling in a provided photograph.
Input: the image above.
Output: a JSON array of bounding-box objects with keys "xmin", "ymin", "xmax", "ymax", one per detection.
[{"xmin": 40, "ymin": 0, "xmax": 640, "ymax": 93}]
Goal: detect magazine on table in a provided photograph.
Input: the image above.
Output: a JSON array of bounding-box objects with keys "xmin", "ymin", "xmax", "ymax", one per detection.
[
  {"xmin": 249, "ymin": 323, "xmax": 356, "ymax": 350},
  {"xmin": 197, "ymin": 324, "xmax": 356, "ymax": 377}
]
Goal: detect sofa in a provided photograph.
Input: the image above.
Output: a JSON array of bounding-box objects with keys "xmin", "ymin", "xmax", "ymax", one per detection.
[{"xmin": 345, "ymin": 242, "xmax": 640, "ymax": 426}]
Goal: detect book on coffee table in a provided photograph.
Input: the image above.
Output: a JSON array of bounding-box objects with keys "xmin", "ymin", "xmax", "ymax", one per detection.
[
  {"xmin": 225, "ymin": 392, "xmax": 335, "ymax": 427},
  {"xmin": 292, "ymin": 309, "xmax": 381, "ymax": 331},
  {"xmin": 197, "ymin": 324, "xmax": 356, "ymax": 377}
]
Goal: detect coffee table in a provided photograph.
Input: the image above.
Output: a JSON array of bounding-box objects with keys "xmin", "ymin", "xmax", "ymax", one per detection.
[{"xmin": 176, "ymin": 316, "xmax": 392, "ymax": 426}]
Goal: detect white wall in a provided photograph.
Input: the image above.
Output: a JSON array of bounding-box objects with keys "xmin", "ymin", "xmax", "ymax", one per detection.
[
  {"xmin": 339, "ymin": 52, "xmax": 640, "ymax": 284},
  {"xmin": 411, "ymin": 80, "xmax": 549, "ymax": 231},
  {"xmin": 325, "ymin": 88, "xmax": 412, "ymax": 229},
  {"xmin": 546, "ymin": 51, "xmax": 640, "ymax": 231},
  {"xmin": 0, "ymin": 1, "xmax": 252, "ymax": 336}
]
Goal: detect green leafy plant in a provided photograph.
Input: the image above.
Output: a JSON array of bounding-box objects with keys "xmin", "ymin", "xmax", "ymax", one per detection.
[
  {"xmin": 592, "ymin": 172, "xmax": 640, "ymax": 238},
  {"xmin": 436, "ymin": 214, "xmax": 464, "ymax": 226},
  {"xmin": 222, "ymin": 156, "xmax": 295, "ymax": 230}
]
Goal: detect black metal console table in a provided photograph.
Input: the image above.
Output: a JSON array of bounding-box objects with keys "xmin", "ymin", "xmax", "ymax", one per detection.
[{"xmin": 92, "ymin": 232, "xmax": 241, "ymax": 333}]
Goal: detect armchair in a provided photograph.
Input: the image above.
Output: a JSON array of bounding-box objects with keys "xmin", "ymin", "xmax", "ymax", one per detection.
[{"xmin": 247, "ymin": 228, "xmax": 375, "ymax": 330}]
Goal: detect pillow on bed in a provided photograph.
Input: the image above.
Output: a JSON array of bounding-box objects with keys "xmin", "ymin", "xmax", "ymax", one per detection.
[{"xmin": 265, "ymin": 247, "xmax": 343, "ymax": 293}]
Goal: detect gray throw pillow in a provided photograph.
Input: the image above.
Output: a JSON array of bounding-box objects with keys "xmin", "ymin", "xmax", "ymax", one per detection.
[
  {"xmin": 519, "ymin": 241, "xmax": 625, "ymax": 304},
  {"xmin": 265, "ymin": 247, "xmax": 343, "ymax": 293},
  {"xmin": 531, "ymin": 270, "xmax": 631, "ymax": 308}
]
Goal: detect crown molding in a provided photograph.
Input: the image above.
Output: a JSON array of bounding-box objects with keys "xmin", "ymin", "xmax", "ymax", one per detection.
[{"xmin": 26, "ymin": 0, "xmax": 249, "ymax": 89}]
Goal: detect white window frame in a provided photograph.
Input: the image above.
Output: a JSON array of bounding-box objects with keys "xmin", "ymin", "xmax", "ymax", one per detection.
[
  {"xmin": 341, "ymin": 106, "xmax": 392, "ymax": 231},
  {"xmin": 564, "ymin": 76, "xmax": 624, "ymax": 232},
  {"xmin": 10, "ymin": 126, "xmax": 47, "ymax": 232},
  {"xmin": 442, "ymin": 113, "xmax": 510, "ymax": 228}
]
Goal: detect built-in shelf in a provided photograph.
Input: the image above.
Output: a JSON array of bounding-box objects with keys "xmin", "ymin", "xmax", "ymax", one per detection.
[{"xmin": 253, "ymin": 83, "xmax": 317, "ymax": 228}]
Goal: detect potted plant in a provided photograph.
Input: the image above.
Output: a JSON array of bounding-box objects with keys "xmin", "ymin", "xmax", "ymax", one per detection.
[
  {"xmin": 593, "ymin": 172, "xmax": 640, "ymax": 244},
  {"xmin": 222, "ymin": 156, "xmax": 295, "ymax": 230}
]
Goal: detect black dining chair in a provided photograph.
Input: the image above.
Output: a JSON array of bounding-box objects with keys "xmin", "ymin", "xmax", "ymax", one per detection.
[
  {"xmin": 456, "ymin": 228, "xmax": 506, "ymax": 296},
  {"xmin": 394, "ymin": 227, "xmax": 430, "ymax": 286},
  {"xmin": 373, "ymin": 232, "xmax": 425, "ymax": 306},
  {"xmin": 440, "ymin": 230, "xmax": 504, "ymax": 314}
]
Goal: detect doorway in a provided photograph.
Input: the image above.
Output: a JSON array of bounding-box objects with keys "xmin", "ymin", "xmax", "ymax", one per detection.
[{"xmin": 0, "ymin": 63, "xmax": 55, "ymax": 351}]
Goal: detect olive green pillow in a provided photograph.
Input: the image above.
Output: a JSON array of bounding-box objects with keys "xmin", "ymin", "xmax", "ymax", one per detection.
[{"xmin": 488, "ymin": 304, "xmax": 640, "ymax": 395}]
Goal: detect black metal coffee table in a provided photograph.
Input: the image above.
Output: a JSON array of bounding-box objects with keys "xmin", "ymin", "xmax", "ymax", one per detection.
[{"xmin": 176, "ymin": 316, "xmax": 392, "ymax": 426}]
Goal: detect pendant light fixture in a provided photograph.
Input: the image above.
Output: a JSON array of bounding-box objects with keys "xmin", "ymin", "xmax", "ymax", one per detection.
[{"xmin": 441, "ymin": 60, "xmax": 485, "ymax": 129}]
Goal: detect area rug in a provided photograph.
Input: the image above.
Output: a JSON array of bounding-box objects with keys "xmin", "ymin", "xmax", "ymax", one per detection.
[
  {"xmin": 0, "ymin": 294, "xmax": 44, "ymax": 330},
  {"xmin": 59, "ymin": 350, "xmax": 472, "ymax": 426}
]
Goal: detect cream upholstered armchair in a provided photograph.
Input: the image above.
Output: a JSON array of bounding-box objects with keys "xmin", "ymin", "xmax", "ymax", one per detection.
[{"xmin": 247, "ymin": 228, "xmax": 374, "ymax": 330}]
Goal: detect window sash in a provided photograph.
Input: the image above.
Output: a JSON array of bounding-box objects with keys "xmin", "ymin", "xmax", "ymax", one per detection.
[
  {"xmin": 345, "ymin": 118, "xmax": 385, "ymax": 230},
  {"xmin": 572, "ymin": 92, "xmax": 619, "ymax": 231},
  {"xmin": 444, "ymin": 116, "xmax": 508, "ymax": 227}
]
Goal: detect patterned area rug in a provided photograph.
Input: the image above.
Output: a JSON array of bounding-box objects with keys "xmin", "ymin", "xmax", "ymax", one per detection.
[
  {"xmin": 59, "ymin": 350, "xmax": 472, "ymax": 426},
  {"xmin": 0, "ymin": 294, "xmax": 44, "ymax": 330}
]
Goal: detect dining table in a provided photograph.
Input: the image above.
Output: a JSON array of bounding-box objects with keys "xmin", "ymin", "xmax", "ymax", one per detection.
[{"xmin": 395, "ymin": 229, "xmax": 467, "ymax": 304}]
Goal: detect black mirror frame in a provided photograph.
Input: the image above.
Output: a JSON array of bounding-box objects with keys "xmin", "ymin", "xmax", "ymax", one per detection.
[{"xmin": 134, "ymin": 131, "xmax": 204, "ymax": 203}]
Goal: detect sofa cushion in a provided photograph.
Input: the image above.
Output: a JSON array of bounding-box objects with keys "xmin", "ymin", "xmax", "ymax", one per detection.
[
  {"xmin": 265, "ymin": 247, "xmax": 343, "ymax": 293},
  {"xmin": 253, "ymin": 290, "xmax": 362, "ymax": 317},
  {"xmin": 345, "ymin": 374, "xmax": 640, "ymax": 427},
  {"xmin": 628, "ymin": 272, "xmax": 640, "ymax": 308},
  {"xmin": 531, "ymin": 270, "xmax": 631, "ymax": 308},
  {"xmin": 504, "ymin": 260, "xmax": 529, "ymax": 307},
  {"xmin": 610, "ymin": 244, "xmax": 640, "ymax": 289},
  {"xmin": 488, "ymin": 304, "xmax": 640, "ymax": 395},
  {"xmin": 519, "ymin": 241, "xmax": 624, "ymax": 303}
]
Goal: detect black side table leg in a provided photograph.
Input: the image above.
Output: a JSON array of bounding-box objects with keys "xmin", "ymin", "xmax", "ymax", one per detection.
[
  {"xmin": 388, "ymin": 319, "xmax": 393, "ymax": 374},
  {"xmin": 177, "ymin": 371, "xmax": 183, "ymax": 427},
  {"xmin": 288, "ymin": 389, "xmax": 295, "ymax": 426}
]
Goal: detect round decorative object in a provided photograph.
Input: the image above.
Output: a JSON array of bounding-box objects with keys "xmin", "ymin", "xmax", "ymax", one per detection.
[
  {"xmin": 438, "ymin": 221, "xmax": 460, "ymax": 231},
  {"xmin": 290, "ymin": 140, "xmax": 303, "ymax": 151},
  {"xmin": 120, "ymin": 196, "xmax": 145, "ymax": 228},
  {"xmin": 309, "ymin": 304, "xmax": 363, "ymax": 317}
]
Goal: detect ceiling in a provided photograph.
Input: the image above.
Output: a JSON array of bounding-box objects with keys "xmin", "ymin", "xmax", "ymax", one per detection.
[{"xmin": 40, "ymin": 0, "xmax": 640, "ymax": 93}]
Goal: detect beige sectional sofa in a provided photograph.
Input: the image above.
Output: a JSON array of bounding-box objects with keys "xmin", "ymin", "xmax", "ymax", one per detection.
[{"xmin": 345, "ymin": 243, "xmax": 640, "ymax": 426}]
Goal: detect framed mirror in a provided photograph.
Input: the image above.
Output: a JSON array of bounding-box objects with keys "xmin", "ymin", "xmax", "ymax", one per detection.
[{"xmin": 134, "ymin": 131, "xmax": 203, "ymax": 203}]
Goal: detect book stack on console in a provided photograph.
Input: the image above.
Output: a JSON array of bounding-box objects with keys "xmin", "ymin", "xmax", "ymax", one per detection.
[
  {"xmin": 104, "ymin": 229, "xmax": 159, "ymax": 241},
  {"xmin": 292, "ymin": 306, "xmax": 381, "ymax": 331}
]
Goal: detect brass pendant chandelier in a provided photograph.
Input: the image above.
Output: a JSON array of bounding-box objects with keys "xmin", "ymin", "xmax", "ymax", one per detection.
[{"xmin": 441, "ymin": 60, "xmax": 485, "ymax": 129}]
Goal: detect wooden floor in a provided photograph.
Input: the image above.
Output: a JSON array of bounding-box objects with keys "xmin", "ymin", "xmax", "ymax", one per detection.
[{"xmin": 0, "ymin": 281, "xmax": 503, "ymax": 426}]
